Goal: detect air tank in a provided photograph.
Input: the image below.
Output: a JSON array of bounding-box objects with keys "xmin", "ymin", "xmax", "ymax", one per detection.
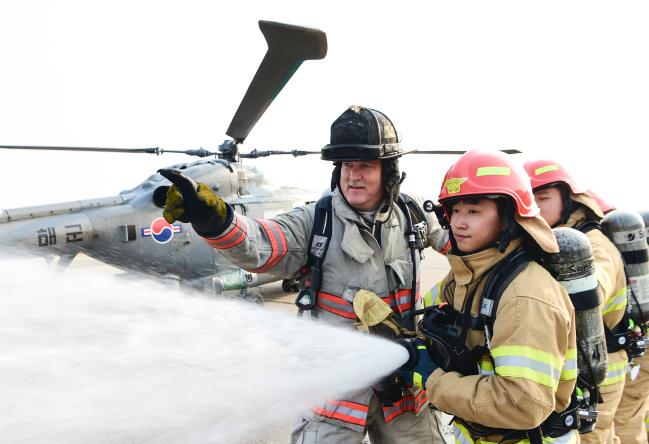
[
  {"xmin": 543, "ymin": 227, "xmax": 608, "ymax": 386},
  {"xmin": 601, "ymin": 210, "xmax": 649, "ymax": 325}
]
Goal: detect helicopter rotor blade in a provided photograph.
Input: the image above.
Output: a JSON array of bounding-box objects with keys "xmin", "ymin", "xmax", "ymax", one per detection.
[
  {"xmin": 0, "ymin": 145, "xmax": 221, "ymax": 157},
  {"xmin": 0, "ymin": 145, "xmax": 164, "ymax": 154},
  {"xmin": 226, "ymin": 21, "xmax": 327, "ymax": 143},
  {"xmin": 410, "ymin": 148, "xmax": 522, "ymax": 155}
]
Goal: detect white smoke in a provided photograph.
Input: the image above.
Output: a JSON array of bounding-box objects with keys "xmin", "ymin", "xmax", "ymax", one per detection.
[{"xmin": 0, "ymin": 258, "xmax": 408, "ymax": 443}]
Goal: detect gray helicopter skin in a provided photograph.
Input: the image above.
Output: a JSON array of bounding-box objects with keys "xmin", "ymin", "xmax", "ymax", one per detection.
[
  {"xmin": 0, "ymin": 20, "xmax": 328, "ymax": 303},
  {"xmin": 0, "ymin": 158, "xmax": 317, "ymax": 300}
]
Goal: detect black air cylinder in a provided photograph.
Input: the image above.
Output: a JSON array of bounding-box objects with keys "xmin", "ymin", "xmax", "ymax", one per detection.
[
  {"xmin": 543, "ymin": 227, "xmax": 608, "ymax": 386},
  {"xmin": 601, "ymin": 210, "xmax": 649, "ymax": 325}
]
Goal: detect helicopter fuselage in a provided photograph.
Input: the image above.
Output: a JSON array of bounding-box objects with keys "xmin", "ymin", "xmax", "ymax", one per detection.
[{"xmin": 0, "ymin": 159, "xmax": 317, "ymax": 290}]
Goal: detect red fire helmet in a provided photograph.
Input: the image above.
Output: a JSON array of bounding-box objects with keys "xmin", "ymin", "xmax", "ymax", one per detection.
[
  {"xmin": 523, "ymin": 159, "xmax": 586, "ymax": 194},
  {"xmin": 439, "ymin": 150, "xmax": 539, "ymax": 218}
]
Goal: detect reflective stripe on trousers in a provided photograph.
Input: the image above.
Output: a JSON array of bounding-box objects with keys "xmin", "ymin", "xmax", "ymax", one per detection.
[
  {"xmin": 382, "ymin": 389, "xmax": 428, "ymax": 422},
  {"xmin": 453, "ymin": 421, "xmax": 578, "ymax": 443},
  {"xmin": 312, "ymin": 399, "xmax": 369, "ymax": 427}
]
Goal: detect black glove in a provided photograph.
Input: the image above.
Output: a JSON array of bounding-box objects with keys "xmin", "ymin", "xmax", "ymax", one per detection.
[
  {"xmin": 159, "ymin": 169, "xmax": 231, "ymax": 236},
  {"xmin": 398, "ymin": 338, "xmax": 439, "ymax": 390}
]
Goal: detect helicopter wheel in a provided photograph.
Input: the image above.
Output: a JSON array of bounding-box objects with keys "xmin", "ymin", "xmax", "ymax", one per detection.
[{"xmin": 282, "ymin": 278, "xmax": 300, "ymax": 292}]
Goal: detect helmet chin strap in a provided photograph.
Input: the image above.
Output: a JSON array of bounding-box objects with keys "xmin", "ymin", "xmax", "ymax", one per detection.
[
  {"xmin": 330, "ymin": 162, "xmax": 341, "ymax": 192},
  {"xmin": 379, "ymin": 159, "xmax": 404, "ymax": 219},
  {"xmin": 559, "ymin": 184, "xmax": 575, "ymax": 225},
  {"xmin": 494, "ymin": 198, "xmax": 522, "ymax": 253}
]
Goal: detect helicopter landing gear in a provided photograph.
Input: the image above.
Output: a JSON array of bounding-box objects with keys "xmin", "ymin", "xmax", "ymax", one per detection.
[
  {"xmin": 211, "ymin": 274, "xmax": 264, "ymax": 305},
  {"xmin": 282, "ymin": 278, "xmax": 300, "ymax": 292}
]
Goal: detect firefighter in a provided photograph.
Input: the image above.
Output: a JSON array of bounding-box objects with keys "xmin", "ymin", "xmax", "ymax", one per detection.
[
  {"xmin": 613, "ymin": 207, "xmax": 649, "ymax": 444},
  {"xmin": 161, "ymin": 106, "xmax": 450, "ymax": 443},
  {"xmin": 525, "ymin": 159, "xmax": 628, "ymax": 444},
  {"xmin": 412, "ymin": 150, "xmax": 578, "ymax": 443}
]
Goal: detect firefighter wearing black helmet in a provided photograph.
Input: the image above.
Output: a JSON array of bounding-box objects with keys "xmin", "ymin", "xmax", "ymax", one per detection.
[{"xmin": 161, "ymin": 106, "xmax": 450, "ymax": 443}]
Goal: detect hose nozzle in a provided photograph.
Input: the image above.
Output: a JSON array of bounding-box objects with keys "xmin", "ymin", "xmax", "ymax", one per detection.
[{"xmin": 395, "ymin": 338, "xmax": 418, "ymax": 371}]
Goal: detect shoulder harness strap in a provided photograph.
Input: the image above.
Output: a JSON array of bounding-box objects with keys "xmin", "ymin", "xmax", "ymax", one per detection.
[
  {"xmin": 295, "ymin": 195, "xmax": 333, "ymax": 316},
  {"xmin": 575, "ymin": 220, "xmax": 601, "ymax": 234},
  {"xmin": 395, "ymin": 194, "xmax": 428, "ymax": 329},
  {"xmin": 396, "ymin": 194, "xmax": 427, "ymax": 251},
  {"xmin": 307, "ymin": 195, "xmax": 334, "ymax": 268},
  {"xmin": 479, "ymin": 249, "xmax": 532, "ymax": 343}
]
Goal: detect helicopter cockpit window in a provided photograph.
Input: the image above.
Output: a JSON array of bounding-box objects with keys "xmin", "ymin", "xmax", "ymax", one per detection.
[{"xmin": 119, "ymin": 225, "xmax": 137, "ymax": 242}]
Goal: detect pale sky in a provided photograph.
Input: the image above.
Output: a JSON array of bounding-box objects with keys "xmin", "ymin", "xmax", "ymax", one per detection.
[{"xmin": 1, "ymin": 0, "xmax": 648, "ymax": 210}]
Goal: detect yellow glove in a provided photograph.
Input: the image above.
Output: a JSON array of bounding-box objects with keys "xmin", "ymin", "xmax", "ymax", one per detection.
[{"xmin": 159, "ymin": 169, "xmax": 229, "ymax": 236}]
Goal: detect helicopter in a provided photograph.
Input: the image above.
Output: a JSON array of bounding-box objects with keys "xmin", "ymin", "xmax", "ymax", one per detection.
[
  {"xmin": 0, "ymin": 20, "xmax": 520, "ymax": 303},
  {"xmin": 0, "ymin": 20, "xmax": 331, "ymax": 303}
]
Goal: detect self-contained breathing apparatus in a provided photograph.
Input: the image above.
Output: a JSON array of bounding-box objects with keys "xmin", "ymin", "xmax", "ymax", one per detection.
[
  {"xmin": 295, "ymin": 193, "xmax": 427, "ymax": 324},
  {"xmin": 397, "ymin": 227, "xmax": 608, "ymax": 442},
  {"xmin": 600, "ymin": 210, "xmax": 649, "ymax": 364},
  {"xmin": 293, "ymin": 192, "xmax": 428, "ymax": 406}
]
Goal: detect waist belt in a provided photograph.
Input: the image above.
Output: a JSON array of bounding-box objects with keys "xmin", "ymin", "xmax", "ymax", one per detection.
[{"xmin": 456, "ymin": 393, "xmax": 580, "ymax": 444}]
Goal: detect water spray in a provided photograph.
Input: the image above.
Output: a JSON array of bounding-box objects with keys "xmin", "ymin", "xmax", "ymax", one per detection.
[{"xmin": 0, "ymin": 258, "xmax": 409, "ymax": 443}]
